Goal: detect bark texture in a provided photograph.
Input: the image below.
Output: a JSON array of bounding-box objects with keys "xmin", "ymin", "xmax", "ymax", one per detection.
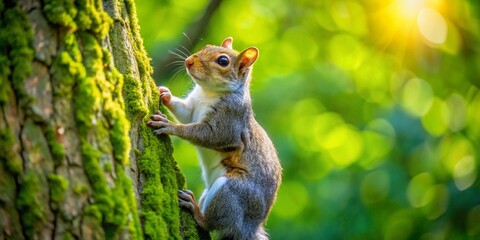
[{"xmin": 0, "ymin": 0, "xmax": 205, "ymax": 239}]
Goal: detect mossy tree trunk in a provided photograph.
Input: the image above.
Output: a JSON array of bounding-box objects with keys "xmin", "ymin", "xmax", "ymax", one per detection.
[{"xmin": 0, "ymin": 0, "xmax": 205, "ymax": 239}]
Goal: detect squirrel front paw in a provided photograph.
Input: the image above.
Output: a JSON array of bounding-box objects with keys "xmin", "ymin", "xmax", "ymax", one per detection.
[
  {"xmin": 146, "ymin": 110, "xmax": 174, "ymax": 135},
  {"xmin": 158, "ymin": 86, "xmax": 172, "ymax": 106}
]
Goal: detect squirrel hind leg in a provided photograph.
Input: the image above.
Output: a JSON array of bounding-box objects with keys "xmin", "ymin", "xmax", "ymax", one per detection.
[
  {"xmin": 215, "ymin": 226, "xmax": 268, "ymax": 240},
  {"xmin": 178, "ymin": 189, "xmax": 207, "ymax": 230},
  {"xmin": 204, "ymin": 180, "xmax": 268, "ymax": 240}
]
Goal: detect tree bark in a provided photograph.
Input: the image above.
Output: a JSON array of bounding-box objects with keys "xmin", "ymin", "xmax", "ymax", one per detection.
[{"xmin": 0, "ymin": 0, "xmax": 206, "ymax": 239}]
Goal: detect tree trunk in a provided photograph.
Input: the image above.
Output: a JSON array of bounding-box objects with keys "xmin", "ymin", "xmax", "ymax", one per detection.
[{"xmin": 0, "ymin": 0, "xmax": 206, "ymax": 239}]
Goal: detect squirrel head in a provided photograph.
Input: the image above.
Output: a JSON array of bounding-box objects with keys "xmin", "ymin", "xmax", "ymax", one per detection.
[{"xmin": 185, "ymin": 37, "xmax": 259, "ymax": 92}]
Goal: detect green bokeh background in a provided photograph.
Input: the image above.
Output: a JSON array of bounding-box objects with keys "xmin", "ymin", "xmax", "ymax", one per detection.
[{"xmin": 136, "ymin": 0, "xmax": 480, "ymax": 239}]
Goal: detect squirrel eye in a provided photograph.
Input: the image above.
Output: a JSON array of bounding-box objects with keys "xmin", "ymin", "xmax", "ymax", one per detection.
[{"xmin": 216, "ymin": 56, "xmax": 230, "ymax": 67}]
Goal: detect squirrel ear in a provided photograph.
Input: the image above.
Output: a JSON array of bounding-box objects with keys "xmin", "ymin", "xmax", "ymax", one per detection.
[
  {"xmin": 221, "ymin": 37, "xmax": 233, "ymax": 49},
  {"xmin": 237, "ymin": 47, "xmax": 259, "ymax": 74}
]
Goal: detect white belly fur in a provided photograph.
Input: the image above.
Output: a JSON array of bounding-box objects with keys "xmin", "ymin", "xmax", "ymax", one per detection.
[
  {"xmin": 186, "ymin": 85, "xmax": 221, "ymax": 123},
  {"xmin": 185, "ymin": 85, "xmax": 227, "ymax": 197},
  {"xmin": 196, "ymin": 146, "xmax": 226, "ymax": 187}
]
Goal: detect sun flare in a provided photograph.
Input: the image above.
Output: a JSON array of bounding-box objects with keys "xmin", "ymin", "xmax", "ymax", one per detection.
[
  {"xmin": 396, "ymin": 0, "xmax": 426, "ymax": 21},
  {"xmin": 417, "ymin": 8, "xmax": 448, "ymax": 45},
  {"xmin": 377, "ymin": 0, "xmax": 448, "ymax": 48}
]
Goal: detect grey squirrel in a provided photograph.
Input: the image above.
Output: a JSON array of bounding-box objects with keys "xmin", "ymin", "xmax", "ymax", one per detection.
[{"xmin": 146, "ymin": 37, "xmax": 282, "ymax": 240}]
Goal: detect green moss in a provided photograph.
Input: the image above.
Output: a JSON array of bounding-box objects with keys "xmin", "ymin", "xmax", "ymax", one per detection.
[
  {"xmin": 142, "ymin": 211, "xmax": 167, "ymax": 240},
  {"xmin": 0, "ymin": 3, "xmax": 34, "ymax": 106},
  {"xmin": 0, "ymin": 128, "xmax": 22, "ymax": 174},
  {"xmin": 84, "ymin": 204, "xmax": 102, "ymax": 220},
  {"xmin": 76, "ymin": 28, "xmax": 142, "ymax": 239},
  {"xmin": 80, "ymin": 32, "xmax": 131, "ymax": 166},
  {"xmin": 43, "ymin": 0, "xmax": 113, "ymax": 39},
  {"xmin": 122, "ymin": 0, "xmax": 153, "ymax": 78},
  {"xmin": 81, "ymin": 142, "xmax": 135, "ymax": 238},
  {"xmin": 104, "ymin": 165, "xmax": 134, "ymax": 239},
  {"xmin": 112, "ymin": 2, "xmax": 184, "ymax": 237},
  {"xmin": 179, "ymin": 210, "xmax": 203, "ymax": 239},
  {"xmin": 125, "ymin": 17, "xmax": 157, "ymax": 115},
  {"xmin": 137, "ymin": 133, "xmax": 161, "ymax": 177},
  {"xmin": 63, "ymin": 232, "xmax": 75, "ymax": 240},
  {"xmin": 103, "ymin": 55, "xmax": 132, "ymax": 168},
  {"xmin": 74, "ymin": 76, "xmax": 100, "ymax": 135},
  {"xmin": 81, "ymin": 142, "xmax": 114, "ymax": 217},
  {"xmin": 51, "ymin": 32, "xmax": 85, "ymax": 99},
  {"xmin": 134, "ymin": 148, "xmax": 141, "ymax": 155},
  {"xmin": 103, "ymin": 162, "xmax": 113, "ymax": 172},
  {"xmin": 105, "ymin": 73, "xmax": 130, "ymax": 166},
  {"xmin": 115, "ymin": 0, "xmax": 198, "ymax": 238},
  {"xmin": 79, "ymin": 32, "xmax": 104, "ymax": 75},
  {"xmin": 48, "ymin": 174, "xmax": 69, "ymax": 210},
  {"xmin": 44, "ymin": 126, "xmax": 66, "ymax": 166},
  {"xmin": 102, "ymin": 48, "xmax": 113, "ymax": 66},
  {"xmin": 43, "ymin": 0, "xmax": 77, "ymax": 29},
  {"xmin": 137, "ymin": 133, "xmax": 168, "ymax": 239},
  {"xmin": 75, "ymin": 0, "xmax": 112, "ymax": 38},
  {"xmin": 124, "ymin": 75, "xmax": 148, "ymax": 119},
  {"xmin": 16, "ymin": 171, "xmax": 45, "ymax": 239},
  {"xmin": 82, "ymin": 207, "xmax": 104, "ymax": 239},
  {"xmin": 73, "ymin": 184, "xmax": 89, "ymax": 195},
  {"xmin": 105, "ymin": 192, "xmax": 128, "ymax": 239},
  {"xmin": 120, "ymin": 0, "xmax": 158, "ymax": 119},
  {"xmin": 76, "ymin": 30, "xmax": 145, "ymax": 237},
  {"xmin": 157, "ymin": 136, "xmax": 183, "ymax": 238},
  {"xmin": 117, "ymin": 165, "xmax": 143, "ymax": 240},
  {"xmin": 110, "ymin": 69, "xmax": 125, "ymax": 103},
  {"xmin": 110, "ymin": 113, "xmax": 130, "ymax": 165},
  {"xmin": 0, "ymin": 53, "xmax": 11, "ymax": 104},
  {"xmin": 137, "ymin": 123, "xmax": 187, "ymax": 239},
  {"xmin": 98, "ymin": 119, "xmax": 114, "ymax": 154}
]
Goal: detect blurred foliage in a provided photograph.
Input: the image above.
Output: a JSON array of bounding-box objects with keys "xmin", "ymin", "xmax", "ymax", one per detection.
[{"xmin": 136, "ymin": 0, "xmax": 480, "ymax": 239}]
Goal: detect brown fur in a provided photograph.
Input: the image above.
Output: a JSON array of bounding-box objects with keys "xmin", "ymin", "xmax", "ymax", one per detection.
[{"xmin": 222, "ymin": 152, "xmax": 248, "ymax": 178}]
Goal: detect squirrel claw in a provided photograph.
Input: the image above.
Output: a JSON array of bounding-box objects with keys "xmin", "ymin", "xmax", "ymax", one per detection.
[
  {"xmin": 178, "ymin": 189, "xmax": 196, "ymax": 202},
  {"xmin": 148, "ymin": 112, "xmax": 174, "ymax": 135},
  {"xmin": 150, "ymin": 113, "xmax": 167, "ymax": 121},
  {"xmin": 178, "ymin": 190, "xmax": 197, "ymax": 211},
  {"xmin": 183, "ymin": 189, "xmax": 195, "ymax": 198},
  {"xmin": 148, "ymin": 120, "xmax": 168, "ymax": 129},
  {"xmin": 179, "ymin": 198, "xmax": 195, "ymax": 212},
  {"xmin": 158, "ymin": 86, "xmax": 170, "ymax": 93},
  {"xmin": 158, "ymin": 86, "xmax": 172, "ymax": 105}
]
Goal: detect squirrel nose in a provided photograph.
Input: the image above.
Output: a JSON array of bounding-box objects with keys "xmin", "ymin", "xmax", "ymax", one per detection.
[{"xmin": 185, "ymin": 57, "xmax": 194, "ymax": 69}]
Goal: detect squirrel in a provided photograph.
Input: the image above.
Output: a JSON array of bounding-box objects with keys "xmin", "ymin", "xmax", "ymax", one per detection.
[{"xmin": 146, "ymin": 37, "xmax": 282, "ymax": 240}]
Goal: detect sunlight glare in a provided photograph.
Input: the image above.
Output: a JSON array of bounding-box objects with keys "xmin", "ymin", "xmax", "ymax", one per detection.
[
  {"xmin": 417, "ymin": 8, "xmax": 448, "ymax": 44},
  {"xmin": 398, "ymin": 0, "xmax": 426, "ymax": 20}
]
